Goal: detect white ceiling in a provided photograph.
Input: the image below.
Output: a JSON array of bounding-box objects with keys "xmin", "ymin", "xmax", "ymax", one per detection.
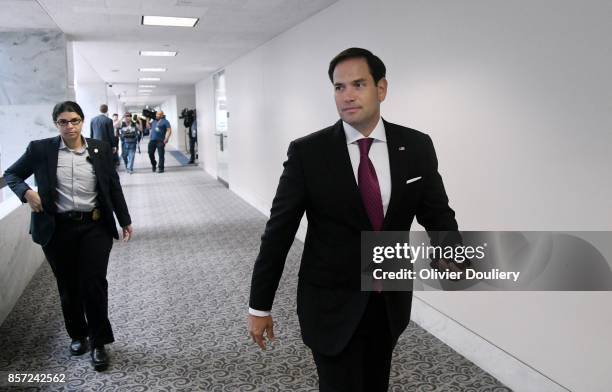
[
  {"xmin": 4, "ymin": 0, "xmax": 337, "ymax": 106},
  {"xmin": 1, "ymin": 0, "xmax": 57, "ymax": 28}
]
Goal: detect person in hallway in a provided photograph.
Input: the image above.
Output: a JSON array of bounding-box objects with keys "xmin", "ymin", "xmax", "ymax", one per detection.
[
  {"xmin": 90, "ymin": 104, "xmax": 118, "ymax": 165},
  {"xmin": 112, "ymin": 113, "xmax": 122, "ymax": 165},
  {"xmin": 112, "ymin": 113, "xmax": 121, "ymax": 139},
  {"xmin": 188, "ymin": 115, "xmax": 197, "ymax": 164},
  {"xmin": 119, "ymin": 112, "xmax": 139, "ymax": 174},
  {"xmin": 119, "ymin": 126, "xmax": 128, "ymax": 168},
  {"xmin": 3, "ymin": 101, "xmax": 133, "ymax": 372},
  {"xmin": 147, "ymin": 110, "xmax": 172, "ymax": 173},
  {"xmin": 247, "ymin": 48, "xmax": 461, "ymax": 391}
]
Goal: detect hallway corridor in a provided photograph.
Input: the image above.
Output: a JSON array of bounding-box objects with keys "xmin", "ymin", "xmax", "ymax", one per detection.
[{"xmin": 0, "ymin": 149, "xmax": 510, "ymax": 391}]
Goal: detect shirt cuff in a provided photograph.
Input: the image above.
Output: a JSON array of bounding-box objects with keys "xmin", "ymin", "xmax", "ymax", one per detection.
[{"xmin": 249, "ymin": 307, "xmax": 271, "ymax": 317}]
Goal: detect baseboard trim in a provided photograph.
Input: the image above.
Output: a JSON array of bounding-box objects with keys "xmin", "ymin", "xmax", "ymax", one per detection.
[{"xmin": 411, "ymin": 295, "xmax": 570, "ymax": 392}]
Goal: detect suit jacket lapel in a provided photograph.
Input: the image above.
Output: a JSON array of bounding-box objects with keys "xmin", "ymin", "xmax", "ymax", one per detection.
[
  {"xmin": 46, "ymin": 136, "xmax": 60, "ymax": 191},
  {"xmin": 328, "ymin": 120, "xmax": 372, "ymax": 229},
  {"xmin": 85, "ymin": 139, "xmax": 104, "ymax": 183}
]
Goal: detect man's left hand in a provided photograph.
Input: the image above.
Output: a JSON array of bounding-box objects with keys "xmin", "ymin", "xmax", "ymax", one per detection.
[
  {"xmin": 122, "ymin": 225, "xmax": 133, "ymax": 242},
  {"xmin": 248, "ymin": 314, "xmax": 275, "ymax": 350}
]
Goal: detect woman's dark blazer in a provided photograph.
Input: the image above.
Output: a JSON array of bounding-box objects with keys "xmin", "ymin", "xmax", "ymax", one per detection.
[{"xmin": 4, "ymin": 136, "xmax": 131, "ymax": 246}]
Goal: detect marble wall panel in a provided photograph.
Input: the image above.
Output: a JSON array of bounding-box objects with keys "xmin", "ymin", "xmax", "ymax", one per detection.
[
  {"xmin": 0, "ymin": 103, "xmax": 57, "ymax": 175},
  {"xmin": 0, "ymin": 30, "xmax": 67, "ymax": 105}
]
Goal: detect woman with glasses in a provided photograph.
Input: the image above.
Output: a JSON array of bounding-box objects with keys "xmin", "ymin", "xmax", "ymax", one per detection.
[{"xmin": 3, "ymin": 101, "xmax": 133, "ymax": 372}]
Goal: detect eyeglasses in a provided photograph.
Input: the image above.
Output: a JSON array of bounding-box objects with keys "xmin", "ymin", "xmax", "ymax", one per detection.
[{"xmin": 56, "ymin": 118, "xmax": 82, "ymax": 127}]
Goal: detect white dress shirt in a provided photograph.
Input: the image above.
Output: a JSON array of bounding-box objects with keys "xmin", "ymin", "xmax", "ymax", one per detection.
[
  {"xmin": 343, "ymin": 117, "xmax": 391, "ymax": 215},
  {"xmin": 250, "ymin": 117, "xmax": 392, "ymax": 317},
  {"xmin": 56, "ymin": 137, "xmax": 98, "ymax": 213}
]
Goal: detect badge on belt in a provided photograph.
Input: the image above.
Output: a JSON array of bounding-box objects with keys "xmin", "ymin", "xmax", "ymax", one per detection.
[{"xmin": 92, "ymin": 208, "xmax": 101, "ymax": 221}]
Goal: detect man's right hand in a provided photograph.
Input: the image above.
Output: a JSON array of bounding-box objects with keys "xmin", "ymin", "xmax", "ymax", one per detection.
[
  {"xmin": 248, "ymin": 314, "xmax": 275, "ymax": 350},
  {"xmin": 24, "ymin": 190, "xmax": 43, "ymax": 212}
]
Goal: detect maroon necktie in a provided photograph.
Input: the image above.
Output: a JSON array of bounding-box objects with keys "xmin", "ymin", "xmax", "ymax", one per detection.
[{"xmin": 357, "ymin": 138, "xmax": 384, "ymax": 231}]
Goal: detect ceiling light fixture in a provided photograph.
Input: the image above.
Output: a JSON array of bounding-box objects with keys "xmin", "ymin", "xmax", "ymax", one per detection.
[
  {"xmin": 139, "ymin": 68, "xmax": 167, "ymax": 72},
  {"xmin": 138, "ymin": 85, "xmax": 157, "ymax": 88},
  {"xmin": 139, "ymin": 77, "xmax": 160, "ymax": 81},
  {"xmin": 139, "ymin": 50, "xmax": 177, "ymax": 57},
  {"xmin": 141, "ymin": 16, "xmax": 199, "ymax": 28},
  {"xmin": 139, "ymin": 90, "xmax": 153, "ymax": 93}
]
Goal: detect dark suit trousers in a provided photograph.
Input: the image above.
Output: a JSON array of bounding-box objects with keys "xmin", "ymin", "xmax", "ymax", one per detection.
[
  {"xmin": 42, "ymin": 219, "xmax": 114, "ymax": 347},
  {"xmin": 312, "ymin": 293, "xmax": 395, "ymax": 392},
  {"xmin": 188, "ymin": 136, "xmax": 196, "ymax": 162},
  {"xmin": 148, "ymin": 140, "xmax": 165, "ymax": 170}
]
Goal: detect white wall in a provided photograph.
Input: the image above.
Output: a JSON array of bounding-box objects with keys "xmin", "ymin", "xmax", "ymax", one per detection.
[
  {"xmin": 73, "ymin": 45, "xmax": 116, "ymax": 137},
  {"xmin": 75, "ymin": 80, "xmax": 107, "ymax": 136},
  {"xmin": 160, "ymin": 96, "xmax": 177, "ymax": 148},
  {"xmin": 203, "ymin": 0, "xmax": 612, "ymax": 391},
  {"xmin": 195, "ymin": 77, "xmax": 217, "ymax": 177},
  {"xmin": 107, "ymin": 95, "xmax": 124, "ymax": 119}
]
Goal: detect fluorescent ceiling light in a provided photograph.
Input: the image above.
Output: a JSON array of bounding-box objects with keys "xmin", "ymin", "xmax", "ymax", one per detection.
[
  {"xmin": 138, "ymin": 85, "xmax": 157, "ymax": 88},
  {"xmin": 139, "ymin": 90, "xmax": 153, "ymax": 93},
  {"xmin": 142, "ymin": 16, "xmax": 198, "ymax": 27},
  {"xmin": 140, "ymin": 50, "xmax": 177, "ymax": 57},
  {"xmin": 139, "ymin": 68, "xmax": 166, "ymax": 72},
  {"xmin": 139, "ymin": 77, "xmax": 160, "ymax": 81}
]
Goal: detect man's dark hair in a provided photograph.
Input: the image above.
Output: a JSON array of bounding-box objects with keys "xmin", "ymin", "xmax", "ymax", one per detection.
[
  {"xmin": 52, "ymin": 101, "xmax": 85, "ymax": 122},
  {"xmin": 100, "ymin": 104, "xmax": 108, "ymax": 113},
  {"xmin": 328, "ymin": 47, "xmax": 386, "ymax": 84}
]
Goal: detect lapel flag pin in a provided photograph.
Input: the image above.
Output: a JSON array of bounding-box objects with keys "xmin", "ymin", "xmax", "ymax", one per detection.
[{"xmin": 399, "ymin": 146, "xmax": 405, "ymax": 151}]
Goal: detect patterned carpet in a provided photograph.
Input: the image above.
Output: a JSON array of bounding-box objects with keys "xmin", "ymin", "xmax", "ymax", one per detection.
[{"xmin": 0, "ymin": 148, "xmax": 511, "ymax": 391}]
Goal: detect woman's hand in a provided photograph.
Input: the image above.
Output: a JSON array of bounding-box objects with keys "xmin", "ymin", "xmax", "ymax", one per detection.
[{"xmin": 24, "ymin": 190, "xmax": 43, "ymax": 212}]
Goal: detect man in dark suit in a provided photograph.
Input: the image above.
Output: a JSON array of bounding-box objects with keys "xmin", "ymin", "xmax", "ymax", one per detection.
[
  {"xmin": 90, "ymin": 104, "xmax": 118, "ymax": 164},
  {"xmin": 248, "ymin": 48, "xmax": 461, "ymax": 391},
  {"xmin": 4, "ymin": 101, "xmax": 133, "ymax": 371}
]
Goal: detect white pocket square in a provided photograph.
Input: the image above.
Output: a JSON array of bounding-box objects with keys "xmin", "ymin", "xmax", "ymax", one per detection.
[{"xmin": 405, "ymin": 176, "xmax": 422, "ymax": 184}]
